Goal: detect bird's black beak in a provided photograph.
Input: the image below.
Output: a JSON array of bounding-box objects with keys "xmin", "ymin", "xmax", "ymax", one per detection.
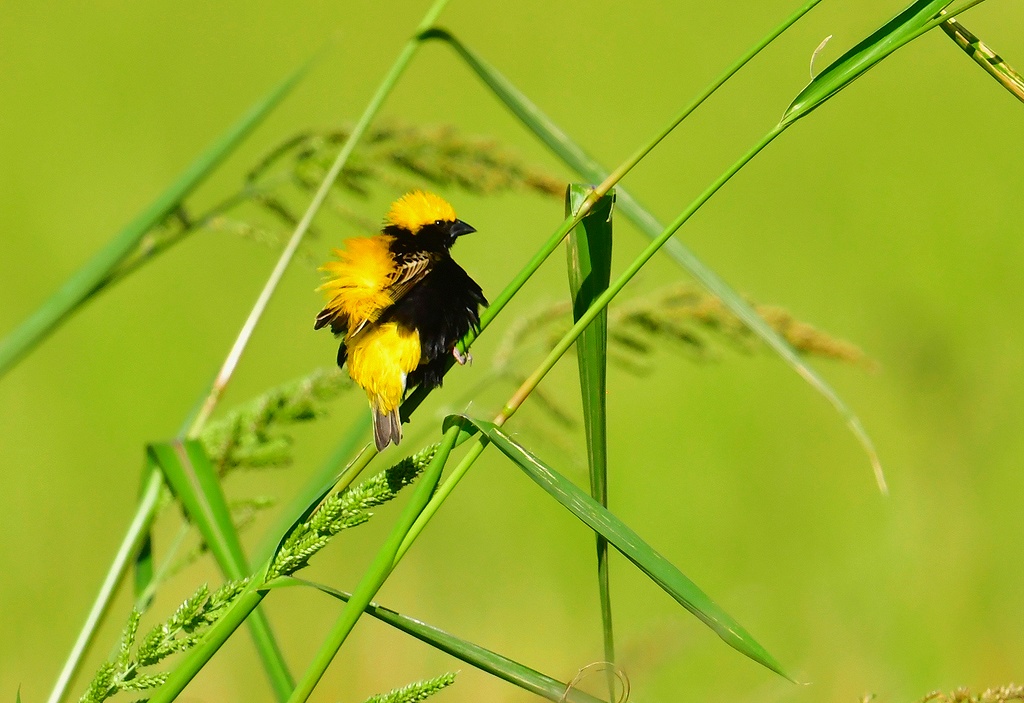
[{"xmin": 450, "ymin": 219, "xmax": 476, "ymax": 238}]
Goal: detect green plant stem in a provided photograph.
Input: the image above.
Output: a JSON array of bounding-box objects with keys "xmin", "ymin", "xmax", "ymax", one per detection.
[
  {"xmin": 498, "ymin": 125, "xmax": 786, "ymax": 422},
  {"xmin": 585, "ymin": 0, "xmax": 822, "ymax": 207},
  {"xmin": 44, "ymin": 469, "xmax": 163, "ymax": 703},
  {"xmin": 134, "ymin": 522, "xmax": 191, "ymax": 612},
  {"xmin": 151, "ymin": 580, "xmax": 272, "ymax": 703},
  {"xmin": 286, "ymin": 424, "xmax": 461, "ymax": 703},
  {"xmin": 395, "ymin": 438, "xmax": 486, "ymax": 563}
]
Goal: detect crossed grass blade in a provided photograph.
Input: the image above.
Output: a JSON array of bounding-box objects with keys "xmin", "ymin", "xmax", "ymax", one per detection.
[
  {"xmin": 269, "ymin": 577, "xmax": 606, "ymax": 703},
  {"xmin": 447, "ymin": 416, "xmax": 792, "ymax": 681}
]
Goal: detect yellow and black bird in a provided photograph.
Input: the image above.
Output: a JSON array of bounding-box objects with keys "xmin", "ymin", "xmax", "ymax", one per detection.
[{"xmin": 315, "ymin": 191, "xmax": 486, "ymax": 450}]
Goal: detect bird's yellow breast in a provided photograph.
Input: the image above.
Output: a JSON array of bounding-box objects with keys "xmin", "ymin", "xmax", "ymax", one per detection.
[{"xmin": 345, "ymin": 323, "xmax": 421, "ymax": 414}]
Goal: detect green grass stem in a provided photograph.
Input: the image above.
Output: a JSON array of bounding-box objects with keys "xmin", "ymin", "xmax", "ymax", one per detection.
[
  {"xmin": 44, "ymin": 469, "xmax": 163, "ymax": 703},
  {"xmin": 285, "ymin": 424, "xmax": 461, "ymax": 703}
]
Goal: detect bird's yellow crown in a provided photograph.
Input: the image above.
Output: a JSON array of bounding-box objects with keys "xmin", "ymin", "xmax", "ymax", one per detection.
[{"xmin": 385, "ymin": 191, "xmax": 457, "ymax": 234}]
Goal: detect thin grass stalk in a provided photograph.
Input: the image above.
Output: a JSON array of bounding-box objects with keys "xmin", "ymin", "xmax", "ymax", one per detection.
[
  {"xmin": 44, "ymin": 63, "xmax": 317, "ymax": 703},
  {"xmin": 285, "ymin": 424, "xmax": 462, "ymax": 703},
  {"xmin": 44, "ymin": 469, "xmax": 163, "ymax": 703},
  {"xmin": 499, "ymin": 125, "xmax": 786, "ymax": 422},
  {"xmin": 940, "ymin": 15, "xmax": 1024, "ymax": 102},
  {"xmin": 584, "ymin": 0, "xmax": 823, "ymax": 206}
]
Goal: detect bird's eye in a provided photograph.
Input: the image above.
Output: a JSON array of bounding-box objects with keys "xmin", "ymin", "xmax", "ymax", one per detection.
[{"xmin": 434, "ymin": 219, "xmax": 444, "ymax": 226}]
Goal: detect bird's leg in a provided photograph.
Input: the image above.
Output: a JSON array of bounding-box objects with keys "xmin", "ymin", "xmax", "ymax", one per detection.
[{"xmin": 452, "ymin": 345, "xmax": 472, "ymax": 366}]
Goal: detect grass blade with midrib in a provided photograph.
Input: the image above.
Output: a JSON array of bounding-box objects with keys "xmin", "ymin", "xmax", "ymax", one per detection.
[
  {"xmin": 782, "ymin": 0, "xmax": 955, "ymax": 124},
  {"xmin": 566, "ymin": 184, "xmax": 616, "ymax": 697}
]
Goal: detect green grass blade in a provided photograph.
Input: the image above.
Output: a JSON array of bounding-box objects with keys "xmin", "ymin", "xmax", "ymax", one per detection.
[
  {"xmin": 149, "ymin": 441, "xmax": 294, "ymax": 700},
  {"xmin": 268, "ymin": 577, "xmax": 605, "ymax": 703},
  {"xmin": 422, "ymin": 29, "xmax": 885, "ymax": 493},
  {"xmin": 451, "ymin": 416, "xmax": 792, "ymax": 681},
  {"xmin": 45, "ymin": 469, "xmax": 163, "ymax": 703},
  {"xmin": 941, "ymin": 16, "xmax": 1024, "ymax": 103},
  {"xmin": 286, "ymin": 424, "xmax": 462, "ymax": 703},
  {"xmin": 565, "ymin": 185, "xmax": 616, "ymax": 694},
  {"xmin": 0, "ymin": 59, "xmax": 310, "ymax": 379},
  {"xmin": 782, "ymin": 0, "xmax": 954, "ymax": 124}
]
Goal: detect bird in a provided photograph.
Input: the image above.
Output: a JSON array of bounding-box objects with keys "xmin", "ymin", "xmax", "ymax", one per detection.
[{"xmin": 315, "ymin": 191, "xmax": 486, "ymax": 451}]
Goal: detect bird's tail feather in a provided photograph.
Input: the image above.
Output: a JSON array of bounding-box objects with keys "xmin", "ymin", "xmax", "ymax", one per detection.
[{"xmin": 372, "ymin": 404, "xmax": 402, "ymax": 451}]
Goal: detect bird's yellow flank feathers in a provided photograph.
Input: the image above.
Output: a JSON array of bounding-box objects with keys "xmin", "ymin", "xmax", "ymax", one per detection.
[
  {"xmin": 385, "ymin": 190, "xmax": 457, "ymax": 233},
  {"xmin": 346, "ymin": 323, "xmax": 421, "ymax": 415},
  {"xmin": 317, "ymin": 236, "xmax": 397, "ymax": 329}
]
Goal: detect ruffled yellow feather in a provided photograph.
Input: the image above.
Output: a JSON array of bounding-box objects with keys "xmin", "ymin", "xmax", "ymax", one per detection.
[{"xmin": 316, "ymin": 236, "xmax": 396, "ymax": 329}]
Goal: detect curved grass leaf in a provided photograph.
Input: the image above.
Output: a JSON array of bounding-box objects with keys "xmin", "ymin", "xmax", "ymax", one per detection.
[
  {"xmin": 446, "ymin": 416, "xmax": 792, "ymax": 681},
  {"xmin": 0, "ymin": 59, "xmax": 311, "ymax": 379},
  {"xmin": 268, "ymin": 577, "xmax": 605, "ymax": 703},
  {"xmin": 782, "ymin": 0, "xmax": 954, "ymax": 124},
  {"xmin": 422, "ymin": 28, "xmax": 885, "ymax": 493},
  {"xmin": 148, "ymin": 441, "xmax": 294, "ymax": 699},
  {"xmin": 566, "ymin": 185, "xmax": 616, "ymax": 691}
]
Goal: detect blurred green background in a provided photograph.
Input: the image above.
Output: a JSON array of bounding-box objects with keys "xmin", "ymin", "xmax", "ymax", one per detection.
[{"xmin": 2, "ymin": 1, "xmax": 1023, "ymax": 702}]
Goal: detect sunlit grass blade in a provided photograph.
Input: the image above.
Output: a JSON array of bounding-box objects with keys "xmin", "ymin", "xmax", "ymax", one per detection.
[
  {"xmin": 421, "ymin": 28, "xmax": 886, "ymax": 493},
  {"xmin": 133, "ymin": 462, "xmax": 155, "ymax": 603},
  {"xmin": 286, "ymin": 424, "xmax": 462, "ymax": 703},
  {"xmin": 268, "ymin": 577, "xmax": 605, "ymax": 703},
  {"xmin": 451, "ymin": 416, "xmax": 792, "ymax": 681},
  {"xmin": 783, "ymin": 0, "xmax": 954, "ymax": 124},
  {"xmin": 149, "ymin": 441, "xmax": 294, "ymax": 700},
  {"xmin": 565, "ymin": 185, "xmax": 616, "ymax": 695},
  {"xmin": 46, "ymin": 469, "xmax": 163, "ymax": 703},
  {"xmin": 941, "ymin": 16, "xmax": 1024, "ymax": 103},
  {"xmin": 0, "ymin": 60, "xmax": 311, "ymax": 379}
]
